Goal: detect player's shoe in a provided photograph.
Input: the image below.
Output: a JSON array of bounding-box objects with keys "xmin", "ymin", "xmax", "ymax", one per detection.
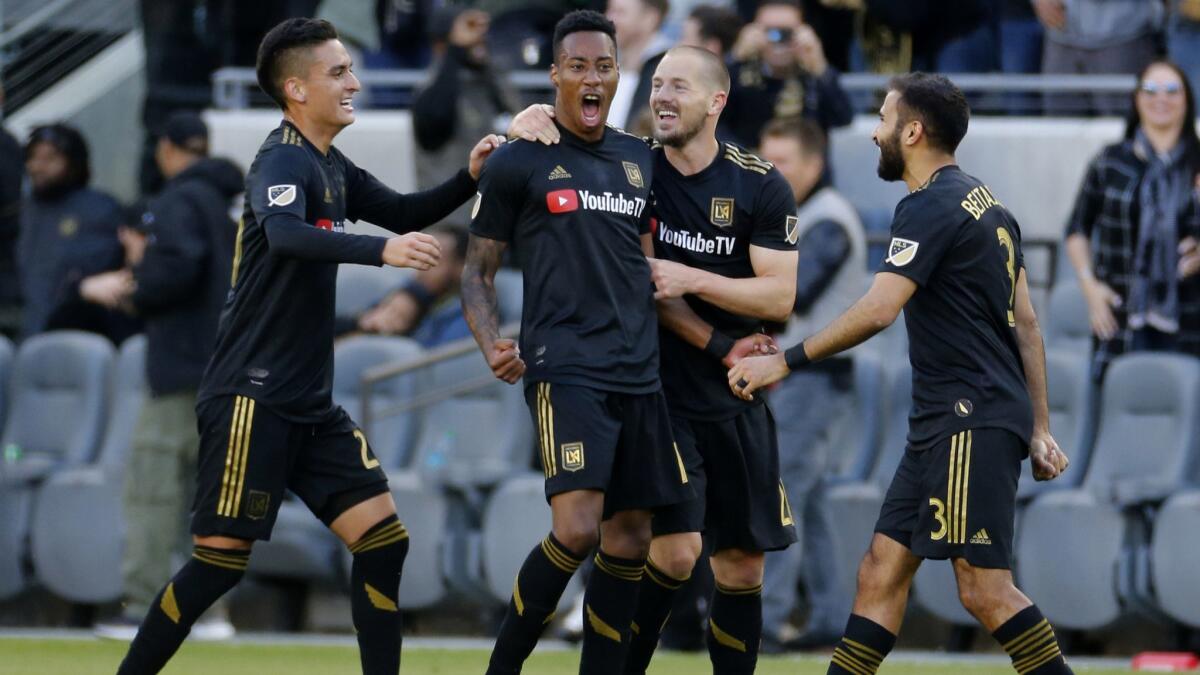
[{"xmin": 94, "ymin": 617, "xmax": 139, "ymax": 641}]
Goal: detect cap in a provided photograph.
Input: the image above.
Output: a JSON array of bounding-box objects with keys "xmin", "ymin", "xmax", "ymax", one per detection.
[{"xmin": 162, "ymin": 111, "xmax": 208, "ymax": 155}]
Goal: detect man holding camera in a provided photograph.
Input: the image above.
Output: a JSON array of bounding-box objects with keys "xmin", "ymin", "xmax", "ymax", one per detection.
[{"xmin": 722, "ymin": 0, "xmax": 852, "ymax": 149}]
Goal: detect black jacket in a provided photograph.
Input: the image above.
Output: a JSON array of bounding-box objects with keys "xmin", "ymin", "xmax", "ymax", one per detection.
[{"xmin": 132, "ymin": 158, "xmax": 242, "ymax": 396}]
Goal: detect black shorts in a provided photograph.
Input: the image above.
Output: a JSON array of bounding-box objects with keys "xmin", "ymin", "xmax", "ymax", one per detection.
[
  {"xmin": 526, "ymin": 382, "xmax": 693, "ymax": 517},
  {"xmin": 652, "ymin": 403, "xmax": 798, "ymax": 553},
  {"xmin": 875, "ymin": 427, "xmax": 1023, "ymax": 569},
  {"xmin": 191, "ymin": 395, "xmax": 389, "ymax": 541}
]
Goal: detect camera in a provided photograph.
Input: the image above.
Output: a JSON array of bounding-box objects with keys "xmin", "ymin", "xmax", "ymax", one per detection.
[{"xmin": 765, "ymin": 27, "xmax": 793, "ymax": 44}]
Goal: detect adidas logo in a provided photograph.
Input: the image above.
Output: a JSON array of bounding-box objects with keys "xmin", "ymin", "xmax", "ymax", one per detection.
[
  {"xmin": 970, "ymin": 528, "xmax": 992, "ymax": 545},
  {"xmin": 548, "ymin": 165, "xmax": 572, "ymax": 180}
]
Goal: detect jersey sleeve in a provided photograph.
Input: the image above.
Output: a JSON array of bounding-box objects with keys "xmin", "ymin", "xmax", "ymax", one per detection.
[
  {"xmin": 343, "ymin": 153, "xmax": 476, "ymax": 233},
  {"xmin": 750, "ymin": 170, "xmax": 799, "ymax": 251},
  {"xmin": 470, "ymin": 144, "xmax": 527, "ymax": 242},
  {"xmin": 249, "ymin": 144, "xmax": 309, "ymax": 225},
  {"xmin": 878, "ymin": 194, "xmax": 959, "ymax": 287}
]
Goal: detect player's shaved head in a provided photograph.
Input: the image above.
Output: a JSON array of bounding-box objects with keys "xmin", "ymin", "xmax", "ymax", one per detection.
[
  {"xmin": 662, "ymin": 45, "xmax": 730, "ymax": 93},
  {"xmin": 256, "ymin": 18, "xmax": 340, "ymax": 110}
]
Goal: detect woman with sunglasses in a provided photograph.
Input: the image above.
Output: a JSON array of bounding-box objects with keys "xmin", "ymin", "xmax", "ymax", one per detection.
[{"xmin": 1065, "ymin": 59, "xmax": 1200, "ymax": 382}]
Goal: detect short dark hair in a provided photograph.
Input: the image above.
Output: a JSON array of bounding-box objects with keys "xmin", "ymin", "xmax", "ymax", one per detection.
[
  {"xmin": 643, "ymin": 0, "xmax": 670, "ymax": 27},
  {"xmin": 755, "ymin": 0, "xmax": 802, "ymax": 18},
  {"xmin": 888, "ymin": 72, "xmax": 970, "ymax": 154},
  {"xmin": 552, "ymin": 10, "xmax": 617, "ymax": 64},
  {"xmin": 26, "ymin": 123, "xmax": 90, "ymax": 190},
  {"xmin": 687, "ymin": 5, "xmax": 744, "ymax": 55},
  {"xmin": 761, "ymin": 116, "xmax": 826, "ymax": 159},
  {"xmin": 256, "ymin": 18, "xmax": 340, "ymax": 111}
]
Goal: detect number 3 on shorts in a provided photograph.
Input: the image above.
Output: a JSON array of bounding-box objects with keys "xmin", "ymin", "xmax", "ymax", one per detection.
[
  {"xmin": 928, "ymin": 497, "xmax": 948, "ymax": 541},
  {"xmin": 353, "ymin": 429, "xmax": 380, "ymax": 469}
]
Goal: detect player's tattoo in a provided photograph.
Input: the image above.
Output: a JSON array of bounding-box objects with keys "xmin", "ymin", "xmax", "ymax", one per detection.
[{"xmin": 461, "ymin": 234, "xmax": 508, "ymax": 350}]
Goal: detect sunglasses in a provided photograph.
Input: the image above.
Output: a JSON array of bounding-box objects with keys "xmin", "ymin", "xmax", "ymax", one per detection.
[{"xmin": 1140, "ymin": 81, "xmax": 1183, "ymax": 96}]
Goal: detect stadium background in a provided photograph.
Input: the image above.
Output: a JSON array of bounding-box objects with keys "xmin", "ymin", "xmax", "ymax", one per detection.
[{"xmin": 0, "ymin": 0, "xmax": 1196, "ymax": 672}]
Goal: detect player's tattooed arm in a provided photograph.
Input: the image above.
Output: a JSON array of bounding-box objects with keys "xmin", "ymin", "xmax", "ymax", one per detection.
[
  {"xmin": 1013, "ymin": 268, "xmax": 1068, "ymax": 480},
  {"xmin": 461, "ymin": 234, "xmax": 524, "ymax": 383}
]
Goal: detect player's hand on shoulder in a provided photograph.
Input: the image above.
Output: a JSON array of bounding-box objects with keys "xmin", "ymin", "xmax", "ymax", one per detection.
[
  {"xmin": 487, "ymin": 338, "xmax": 525, "ymax": 384},
  {"xmin": 649, "ymin": 258, "xmax": 700, "ymax": 300},
  {"xmin": 1029, "ymin": 432, "xmax": 1068, "ymax": 481},
  {"xmin": 722, "ymin": 333, "xmax": 778, "ymax": 369},
  {"xmin": 468, "ymin": 134, "xmax": 508, "ymax": 180},
  {"xmin": 727, "ymin": 352, "xmax": 789, "ymax": 401},
  {"xmin": 383, "ymin": 231, "xmax": 441, "ymax": 270},
  {"xmin": 508, "ymin": 104, "xmax": 559, "ymax": 146}
]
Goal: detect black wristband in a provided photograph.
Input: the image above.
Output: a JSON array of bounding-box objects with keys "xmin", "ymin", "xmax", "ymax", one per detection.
[
  {"xmin": 784, "ymin": 341, "xmax": 811, "ymax": 370},
  {"xmin": 704, "ymin": 331, "xmax": 735, "ymax": 361}
]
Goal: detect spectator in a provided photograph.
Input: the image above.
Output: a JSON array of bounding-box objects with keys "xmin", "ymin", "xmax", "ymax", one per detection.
[
  {"xmin": 1037, "ymin": 0, "xmax": 1164, "ymax": 114},
  {"xmin": 853, "ymin": 0, "xmax": 996, "ymax": 74},
  {"xmin": 723, "ymin": 0, "xmax": 852, "ymax": 149},
  {"xmin": 412, "ymin": 8, "xmax": 520, "ymax": 223},
  {"xmin": 1169, "ymin": 0, "xmax": 1200, "ymax": 97},
  {"xmin": 0, "ymin": 87, "xmax": 22, "ymax": 338},
  {"xmin": 1065, "ymin": 60, "xmax": 1200, "ymax": 383},
  {"xmin": 350, "ymin": 225, "xmax": 472, "ymax": 348},
  {"xmin": 756, "ymin": 117, "xmax": 865, "ymax": 653},
  {"xmin": 607, "ymin": 0, "xmax": 674, "ymax": 131},
  {"xmin": 85, "ymin": 112, "xmax": 243, "ymax": 641},
  {"xmin": 999, "ymin": 0, "xmax": 1045, "ymax": 114},
  {"xmin": 678, "ymin": 4, "xmax": 744, "ymax": 59},
  {"xmin": 369, "ymin": 0, "xmax": 437, "ymax": 70},
  {"xmin": 17, "ymin": 124, "xmax": 132, "ymax": 342}
]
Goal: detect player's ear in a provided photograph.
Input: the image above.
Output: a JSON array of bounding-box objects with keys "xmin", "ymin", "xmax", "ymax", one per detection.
[
  {"xmin": 709, "ymin": 90, "xmax": 727, "ymax": 116},
  {"xmin": 284, "ymin": 77, "xmax": 306, "ymax": 105},
  {"xmin": 550, "ymin": 63, "xmax": 559, "ymax": 88},
  {"xmin": 905, "ymin": 120, "xmax": 922, "ymax": 147}
]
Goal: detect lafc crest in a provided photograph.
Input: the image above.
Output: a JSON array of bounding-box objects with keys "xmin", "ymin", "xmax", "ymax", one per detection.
[
  {"xmin": 561, "ymin": 442, "xmax": 585, "ymax": 472},
  {"xmin": 886, "ymin": 237, "xmax": 919, "ymax": 267},
  {"xmin": 710, "ymin": 198, "xmax": 734, "ymax": 227},
  {"xmin": 622, "ymin": 161, "xmax": 644, "ymax": 188}
]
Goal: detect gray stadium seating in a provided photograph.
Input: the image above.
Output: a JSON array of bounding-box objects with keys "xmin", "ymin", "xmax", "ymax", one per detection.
[
  {"xmin": 824, "ymin": 361, "xmax": 912, "ymax": 623},
  {"xmin": 0, "ymin": 331, "xmax": 114, "ymax": 600},
  {"xmin": 335, "ymin": 264, "xmax": 410, "ymax": 320},
  {"xmin": 480, "ymin": 473, "xmax": 580, "ymax": 612},
  {"xmin": 0, "ymin": 336, "xmax": 13, "ymax": 434},
  {"xmin": 1016, "ymin": 353, "xmax": 1200, "ymax": 630},
  {"xmin": 1017, "ymin": 347, "xmax": 1097, "ymax": 500},
  {"xmin": 1043, "ymin": 282, "xmax": 1091, "ymax": 353},
  {"xmin": 494, "ymin": 268, "xmax": 524, "ymax": 325},
  {"xmin": 1151, "ymin": 490, "xmax": 1200, "ymax": 627},
  {"xmin": 31, "ymin": 335, "xmax": 146, "ymax": 602}
]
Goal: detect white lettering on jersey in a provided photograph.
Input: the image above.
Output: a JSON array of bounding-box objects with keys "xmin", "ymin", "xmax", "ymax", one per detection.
[
  {"xmin": 656, "ymin": 220, "xmax": 737, "ymax": 256},
  {"xmin": 576, "ymin": 190, "xmax": 646, "ymax": 218}
]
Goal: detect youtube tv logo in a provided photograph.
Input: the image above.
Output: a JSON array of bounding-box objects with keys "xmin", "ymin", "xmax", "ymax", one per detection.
[{"xmin": 546, "ymin": 189, "xmax": 579, "ymax": 214}]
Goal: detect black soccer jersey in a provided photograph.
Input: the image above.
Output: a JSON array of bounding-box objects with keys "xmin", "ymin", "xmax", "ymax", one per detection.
[
  {"xmin": 652, "ymin": 142, "xmax": 797, "ymax": 419},
  {"xmin": 470, "ymin": 124, "xmax": 658, "ymax": 393},
  {"xmin": 199, "ymin": 121, "xmax": 475, "ymax": 422},
  {"xmin": 879, "ymin": 165, "xmax": 1033, "ymax": 450}
]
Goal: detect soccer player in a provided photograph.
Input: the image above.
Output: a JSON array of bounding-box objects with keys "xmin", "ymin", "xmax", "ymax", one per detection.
[
  {"xmin": 462, "ymin": 11, "xmax": 693, "ymax": 674},
  {"xmin": 115, "ymin": 18, "xmax": 502, "ymax": 675},
  {"xmin": 728, "ymin": 73, "xmax": 1075, "ymax": 675},
  {"xmin": 508, "ymin": 46, "xmax": 799, "ymax": 674}
]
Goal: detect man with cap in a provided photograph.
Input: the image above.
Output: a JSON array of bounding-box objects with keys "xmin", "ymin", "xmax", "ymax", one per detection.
[{"xmin": 89, "ymin": 112, "xmax": 246, "ymax": 641}]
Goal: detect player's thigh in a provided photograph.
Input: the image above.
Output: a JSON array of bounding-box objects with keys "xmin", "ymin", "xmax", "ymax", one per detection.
[
  {"xmin": 290, "ymin": 415, "xmax": 392, "ymax": 535},
  {"xmin": 873, "ymin": 446, "xmax": 930, "ymax": 551},
  {"xmin": 607, "ymin": 389, "xmax": 693, "ymax": 516},
  {"xmin": 526, "ymin": 382, "xmax": 621, "ymax": 500},
  {"xmin": 700, "ymin": 404, "xmax": 797, "ymax": 554},
  {"xmin": 190, "ymin": 395, "xmax": 297, "ymax": 542},
  {"xmin": 910, "ymin": 428, "xmax": 1022, "ymax": 570},
  {"xmin": 650, "ymin": 416, "xmax": 706, "ymax": 539}
]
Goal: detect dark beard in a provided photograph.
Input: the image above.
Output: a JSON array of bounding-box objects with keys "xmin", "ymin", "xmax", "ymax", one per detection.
[
  {"xmin": 876, "ymin": 130, "xmax": 905, "ymax": 182},
  {"xmin": 654, "ymin": 111, "xmax": 705, "ymax": 148}
]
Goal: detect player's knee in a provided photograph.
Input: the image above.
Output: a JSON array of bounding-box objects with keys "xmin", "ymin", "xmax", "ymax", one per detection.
[
  {"xmin": 711, "ymin": 549, "xmax": 765, "ymax": 588},
  {"xmin": 954, "ymin": 565, "xmax": 1011, "ymax": 616},
  {"xmin": 652, "ymin": 534, "xmax": 701, "ymax": 579},
  {"xmin": 553, "ymin": 520, "xmax": 600, "ymax": 556},
  {"xmin": 855, "ymin": 550, "xmax": 898, "ymax": 601}
]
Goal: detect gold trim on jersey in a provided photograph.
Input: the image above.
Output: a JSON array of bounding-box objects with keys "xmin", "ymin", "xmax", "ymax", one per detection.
[
  {"xmin": 282, "ymin": 126, "xmax": 304, "ymax": 146},
  {"xmin": 723, "ymin": 145, "xmax": 773, "ymax": 175},
  {"xmin": 218, "ymin": 396, "xmax": 256, "ymax": 518},
  {"xmin": 947, "ymin": 430, "xmax": 973, "ymax": 544},
  {"xmin": 230, "ymin": 217, "xmax": 246, "ymax": 287},
  {"xmin": 537, "ymin": 383, "xmax": 557, "ymax": 477}
]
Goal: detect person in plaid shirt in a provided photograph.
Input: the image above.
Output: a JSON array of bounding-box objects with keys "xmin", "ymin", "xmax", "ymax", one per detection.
[{"xmin": 1065, "ymin": 59, "xmax": 1200, "ymax": 381}]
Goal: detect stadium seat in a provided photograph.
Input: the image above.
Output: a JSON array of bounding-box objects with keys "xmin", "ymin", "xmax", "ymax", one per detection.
[
  {"xmin": 480, "ymin": 473, "xmax": 580, "ymax": 612},
  {"xmin": 1150, "ymin": 490, "xmax": 1200, "ymax": 627},
  {"xmin": 252, "ymin": 335, "xmax": 425, "ymax": 584},
  {"xmin": 0, "ymin": 331, "xmax": 114, "ymax": 600},
  {"xmin": 1043, "ymin": 282, "xmax": 1092, "ymax": 353},
  {"xmin": 0, "ymin": 335, "xmax": 14, "ymax": 435},
  {"xmin": 333, "ymin": 335, "xmax": 424, "ymax": 468},
  {"xmin": 335, "ymin": 264, "xmax": 409, "ymax": 320},
  {"xmin": 1017, "ymin": 347, "xmax": 1097, "ymax": 500},
  {"xmin": 31, "ymin": 335, "xmax": 146, "ymax": 602},
  {"xmin": 494, "ymin": 268, "xmax": 524, "ymax": 325},
  {"xmin": 1016, "ymin": 353, "xmax": 1200, "ymax": 630},
  {"xmin": 824, "ymin": 361, "xmax": 912, "ymax": 622}
]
